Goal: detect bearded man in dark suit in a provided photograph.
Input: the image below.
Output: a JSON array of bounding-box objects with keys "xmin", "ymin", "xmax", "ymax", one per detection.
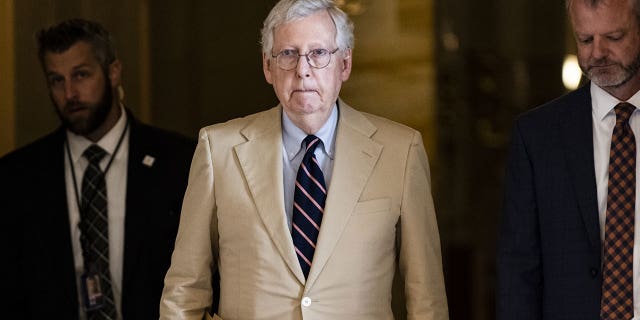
[
  {"xmin": 498, "ymin": 0, "xmax": 640, "ymax": 319},
  {"xmin": 1, "ymin": 18, "xmax": 196, "ymax": 320}
]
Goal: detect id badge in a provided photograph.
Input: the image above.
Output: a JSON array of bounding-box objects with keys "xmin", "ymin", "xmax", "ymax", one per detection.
[{"xmin": 81, "ymin": 272, "xmax": 105, "ymax": 311}]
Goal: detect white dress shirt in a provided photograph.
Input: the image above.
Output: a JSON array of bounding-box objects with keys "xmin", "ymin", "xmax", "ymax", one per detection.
[
  {"xmin": 591, "ymin": 83, "xmax": 640, "ymax": 319},
  {"xmin": 64, "ymin": 106, "xmax": 129, "ymax": 320},
  {"xmin": 282, "ymin": 104, "xmax": 338, "ymax": 231}
]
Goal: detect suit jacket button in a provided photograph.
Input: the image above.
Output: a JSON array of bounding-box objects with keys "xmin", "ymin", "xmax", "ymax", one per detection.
[
  {"xmin": 301, "ymin": 297, "xmax": 312, "ymax": 307},
  {"xmin": 590, "ymin": 268, "xmax": 598, "ymax": 278}
]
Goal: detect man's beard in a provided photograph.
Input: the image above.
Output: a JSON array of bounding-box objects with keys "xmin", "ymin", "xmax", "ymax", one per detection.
[
  {"xmin": 584, "ymin": 50, "xmax": 640, "ymax": 88},
  {"xmin": 54, "ymin": 79, "xmax": 113, "ymax": 136}
]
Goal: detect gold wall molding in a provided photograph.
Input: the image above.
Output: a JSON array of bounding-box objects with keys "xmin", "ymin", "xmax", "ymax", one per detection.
[{"xmin": 0, "ymin": 0, "xmax": 15, "ymax": 156}]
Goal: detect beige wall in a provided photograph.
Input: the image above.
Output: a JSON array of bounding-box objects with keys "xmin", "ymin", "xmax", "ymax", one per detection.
[{"xmin": 342, "ymin": 0, "xmax": 436, "ymax": 156}]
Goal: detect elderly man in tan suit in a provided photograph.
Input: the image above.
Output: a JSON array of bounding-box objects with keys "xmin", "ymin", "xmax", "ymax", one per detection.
[{"xmin": 159, "ymin": 0, "xmax": 448, "ymax": 319}]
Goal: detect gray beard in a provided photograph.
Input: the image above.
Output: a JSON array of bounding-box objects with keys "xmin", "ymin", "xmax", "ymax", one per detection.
[{"xmin": 587, "ymin": 51, "xmax": 640, "ymax": 89}]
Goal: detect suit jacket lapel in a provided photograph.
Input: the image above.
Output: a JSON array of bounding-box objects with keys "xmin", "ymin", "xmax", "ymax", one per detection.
[
  {"xmin": 234, "ymin": 107, "xmax": 306, "ymax": 284},
  {"xmin": 47, "ymin": 129, "xmax": 80, "ymax": 310},
  {"xmin": 46, "ymin": 129, "xmax": 73, "ymax": 239},
  {"xmin": 29, "ymin": 128, "xmax": 80, "ymax": 312},
  {"xmin": 122, "ymin": 116, "xmax": 156, "ymax": 291},
  {"xmin": 305, "ymin": 100, "xmax": 383, "ymax": 290},
  {"xmin": 561, "ymin": 84, "xmax": 601, "ymax": 251},
  {"xmin": 123, "ymin": 118, "xmax": 141, "ymax": 291}
]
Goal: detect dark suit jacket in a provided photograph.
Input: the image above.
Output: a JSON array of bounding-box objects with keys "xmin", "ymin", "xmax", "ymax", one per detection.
[
  {"xmin": 1, "ymin": 113, "xmax": 196, "ymax": 319},
  {"xmin": 497, "ymin": 84, "xmax": 603, "ymax": 320}
]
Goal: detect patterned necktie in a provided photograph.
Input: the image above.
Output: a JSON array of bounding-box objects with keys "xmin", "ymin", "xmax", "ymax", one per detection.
[
  {"xmin": 292, "ymin": 135, "xmax": 327, "ymax": 278},
  {"xmin": 81, "ymin": 145, "xmax": 116, "ymax": 320},
  {"xmin": 601, "ymin": 102, "xmax": 636, "ymax": 320}
]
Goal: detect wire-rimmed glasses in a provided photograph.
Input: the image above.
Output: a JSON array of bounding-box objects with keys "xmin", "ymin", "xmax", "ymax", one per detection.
[{"xmin": 271, "ymin": 48, "xmax": 340, "ymax": 71}]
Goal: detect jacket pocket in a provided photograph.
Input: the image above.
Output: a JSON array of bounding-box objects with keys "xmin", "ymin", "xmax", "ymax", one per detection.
[{"xmin": 353, "ymin": 198, "xmax": 391, "ymax": 215}]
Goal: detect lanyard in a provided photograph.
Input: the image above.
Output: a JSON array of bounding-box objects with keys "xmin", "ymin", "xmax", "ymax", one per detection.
[{"xmin": 65, "ymin": 117, "xmax": 129, "ymax": 270}]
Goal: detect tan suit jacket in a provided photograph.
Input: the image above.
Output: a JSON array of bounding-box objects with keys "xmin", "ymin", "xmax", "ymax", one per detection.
[{"xmin": 160, "ymin": 101, "xmax": 448, "ymax": 320}]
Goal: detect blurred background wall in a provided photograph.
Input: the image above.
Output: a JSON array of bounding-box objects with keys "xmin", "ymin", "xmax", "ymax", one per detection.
[{"xmin": 0, "ymin": 0, "xmax": 577, "ymax": 318}]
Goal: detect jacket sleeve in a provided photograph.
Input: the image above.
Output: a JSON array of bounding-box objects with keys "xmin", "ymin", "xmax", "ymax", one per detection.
[
  {"xmin": 160, "ymin": 128, "xmax": 219, "ymax": 320},
  {"xmin": 496, "ymin": 120, "xmax": 543, "ymax": 320},
  {"xmin": 399, "ymin": 131, "xmax": 449, "ymax": 320}
]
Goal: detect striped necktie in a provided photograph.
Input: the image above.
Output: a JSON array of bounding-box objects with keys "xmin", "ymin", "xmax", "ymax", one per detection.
[
  {"xmin": 292, "ymin": 135, "xmax": 327, "ymax": 278},
  {"xmin": 601, "ymin": 102, "xmax": 636, "ymax": 320}
]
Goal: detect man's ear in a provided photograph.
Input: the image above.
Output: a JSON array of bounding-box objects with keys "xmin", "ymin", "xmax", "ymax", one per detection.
[
  {"xmin": 109, "ymin": 59, "xmax": 122, "ymax": 87},
  {"xmin": 263, "ymin": 53, "xmax": 274, "ymax": 84},
  {"xmin": 340, "ymin": 49, "xmax": 352, "ymax": 81}
]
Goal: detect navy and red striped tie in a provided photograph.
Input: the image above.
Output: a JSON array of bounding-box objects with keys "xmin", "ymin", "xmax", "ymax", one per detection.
[{"xmin": 292, "ymin": 135, "xmax": 327, "ymax": 278}]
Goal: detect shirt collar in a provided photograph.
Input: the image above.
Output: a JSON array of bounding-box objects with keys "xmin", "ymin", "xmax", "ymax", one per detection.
[
  {"xmin": 66, "ymin": 104, "xmax": 128, "ymax": 165},
  {"xmin": 282, "ymin": 102, "xmax": 339, "ymax": 161},
  {"xmin": 591, "ymin": 82, "xmax": 640, "ymax": 120}
]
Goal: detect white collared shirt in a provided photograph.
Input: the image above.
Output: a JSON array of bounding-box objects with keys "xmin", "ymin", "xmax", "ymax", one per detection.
[
  {"xmin": 591, "ymin": 82, "xmax": 640, "ymax": 319},
  {"xmin": 64, "ymin": 106, "xmax": 129, "ymax": 320},
  {"xmin": 282, "ymin": 104, "xmax": 338, "ymax": 231}
]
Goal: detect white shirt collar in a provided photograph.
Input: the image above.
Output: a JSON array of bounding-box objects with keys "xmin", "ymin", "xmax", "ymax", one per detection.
[
  {"xmin": 591, "ymin": 82, "xmax": 640, "ymax": 121},
  {"xmin": 66, "ymin": 104, "xmax": 128, "ymax": 165},
  {"xmin": 282, "ymin": 102, "xmax": 338, "ymax": 161}
]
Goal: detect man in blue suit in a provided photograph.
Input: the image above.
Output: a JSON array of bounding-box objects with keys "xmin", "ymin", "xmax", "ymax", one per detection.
[
  {"xmin": 498, "ymin": 0, "xmax": 640, "ymax": 319},
  {"xmin": 1, "ymin": 19, "xmax": 196, "ymax": 319}
]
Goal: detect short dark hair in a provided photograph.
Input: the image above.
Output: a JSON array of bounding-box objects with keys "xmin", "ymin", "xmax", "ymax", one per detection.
[{"xmin": 36, "ymin": 18, "xmax": 116, "ymax": 72}]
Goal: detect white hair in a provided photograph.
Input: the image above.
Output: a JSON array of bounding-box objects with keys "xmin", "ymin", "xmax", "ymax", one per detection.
[{"xmin": 260, "ymin": 0, "xmax": 354, "ymax": 55}]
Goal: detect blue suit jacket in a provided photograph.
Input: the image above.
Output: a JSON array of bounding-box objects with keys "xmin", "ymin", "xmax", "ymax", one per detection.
[
  {"xmin": 1, "ymin": 113, "xmax": 196, "ymax": 319},
  {"xmin": 497, "ymin": 84, "xmax": 603, "ymax": 320}
]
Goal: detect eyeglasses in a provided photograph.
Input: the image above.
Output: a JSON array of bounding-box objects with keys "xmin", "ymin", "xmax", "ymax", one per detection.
[{"xmin": 271, "ymin": 48, "xmax": 340, "ymax": 71}]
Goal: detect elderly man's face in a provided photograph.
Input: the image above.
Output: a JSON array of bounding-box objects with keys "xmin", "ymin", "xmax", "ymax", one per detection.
[{"xmin": 263, "ymin": 10, "xmax": 352, "ymax": 126}]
